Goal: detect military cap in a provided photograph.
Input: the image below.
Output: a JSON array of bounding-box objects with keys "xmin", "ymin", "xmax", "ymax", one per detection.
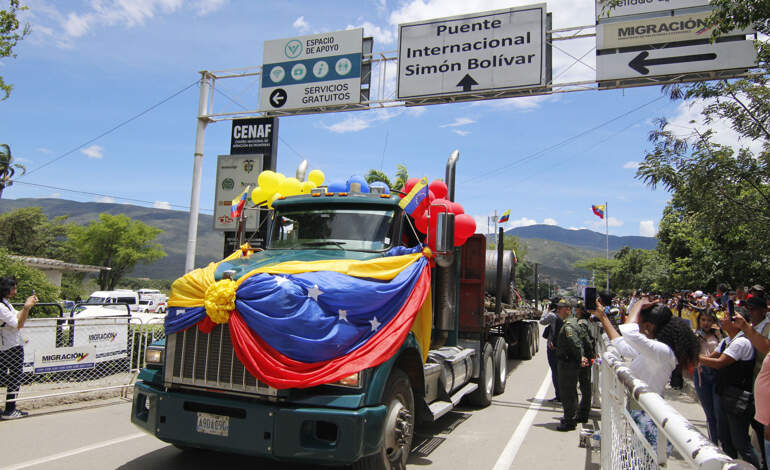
[{"xmin": 556, "ymin": 298, "xmax": 571, "ymax": 308}]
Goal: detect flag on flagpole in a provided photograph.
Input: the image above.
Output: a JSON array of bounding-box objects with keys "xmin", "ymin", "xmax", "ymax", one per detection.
[
  {"xmin": 398, "ymin": 177, "xmax": 429, "ymax": 215},
  {"xmin": 498, "ymin": 209, "xmax": 510, "ymax": 224},
  {"xmin": 592, "ymin": 204, "xmax": 605, "ymax": 219},
  {"xmin": 231, "ymin": 186, "xmax": 250, "ymax": 219}
]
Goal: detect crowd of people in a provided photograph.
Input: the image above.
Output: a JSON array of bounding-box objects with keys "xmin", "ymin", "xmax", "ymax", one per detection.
[{"xmin": 541, "ymin": 286, "xmax": 770, "ymax": 469}]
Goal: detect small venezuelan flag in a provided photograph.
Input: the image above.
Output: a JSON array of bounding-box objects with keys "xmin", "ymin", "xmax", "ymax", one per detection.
[
  {"xmin": 592, "ymin": 204, "xmax": 605, "ymax": 219},
  {"xmin": 231, "ymin": 186, "xmax": 250, "ymax": 219},
  {"xmin": 498, "ymin": 209, "xmax": 510, "ymax": 224},
  {"xmin": 399, "ymin": 177, "xmax": 429, "ymax": 215}
]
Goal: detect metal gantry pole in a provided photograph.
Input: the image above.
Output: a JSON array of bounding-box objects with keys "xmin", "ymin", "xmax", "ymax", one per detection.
[
  {"xmin": 184, "ymin": 72, "xmax": 212, "ymax": 273},
  {"xmin": 605, "ymin": 200, "xmax": 609, "ymax": 291}
]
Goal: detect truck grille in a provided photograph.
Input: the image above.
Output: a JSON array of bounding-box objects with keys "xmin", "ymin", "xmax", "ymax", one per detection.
[{"xmin": 164, "ymin": 323, "xmax": 277, "ymax": 397}]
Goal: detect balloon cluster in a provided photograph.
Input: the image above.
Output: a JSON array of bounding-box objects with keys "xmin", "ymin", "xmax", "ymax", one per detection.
[
  {"xmin": 404, "ymin": 178, "xmax": 476, "ymax": 248},
  {"xmin": 251, "ymin": 169, "xmax": 325, "ymax": 208}
]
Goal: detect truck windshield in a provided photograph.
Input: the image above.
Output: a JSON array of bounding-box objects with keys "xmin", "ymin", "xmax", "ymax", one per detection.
[{"xmin": 270, "ymin": 208, "xmax": 396, "ymax": 252}]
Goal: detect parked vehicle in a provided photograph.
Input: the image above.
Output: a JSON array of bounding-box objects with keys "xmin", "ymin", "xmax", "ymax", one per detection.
[
  {"xmin": 87, "ymin": 290, "xmax": 139, "ymax": 307},
  {"xmin": 131, "ymin": 153, "xmax": 540, "ymax": 469},
  {"xmin": 136, "ymin": 289, "xmax": 168, "ymax": 313}
]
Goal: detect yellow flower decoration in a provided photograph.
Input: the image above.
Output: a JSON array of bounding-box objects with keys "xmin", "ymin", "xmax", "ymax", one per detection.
[{"xmin": 204, "ymin": 279, "xmax": 237, "ymax": 324}]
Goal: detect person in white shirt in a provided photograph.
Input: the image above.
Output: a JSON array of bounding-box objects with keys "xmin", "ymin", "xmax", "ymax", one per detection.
[
  {"xmin": 699, "ymin": 310, "xmax": 760, "ymax": 468},
  {"xmin": 0, "ymin": 276, "xmax": 37, "ymax": 420},
  {"xmin": 593, "ymin": 295, "xmax": 698, "ymax": 452}
]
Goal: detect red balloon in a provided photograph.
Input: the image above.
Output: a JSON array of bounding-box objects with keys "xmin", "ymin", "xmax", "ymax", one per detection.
[
  {"xmin": 428, "ymin": 190, "xmax": 436, "ymax": 202},
  {"xmin": 430, "ymin": 198, "xmax": 451, "ymax": 215},
  {"xmin": 403, "ymin": 177, "xmax": 420, "ymax": 194},
  {"xmin": 454, "ymin": 214, "xmax": 476, "ymax": 246},
  {"xmin": 429, "ymin": 180, "xmax": 448, "ymax": 199},
  {"xmin": 414, "ymin": 211, "xmax": 429, "ymax": 233},
  {"xmin": 449, "ymin": 201, "xmax": 464, "ymax": 215}
]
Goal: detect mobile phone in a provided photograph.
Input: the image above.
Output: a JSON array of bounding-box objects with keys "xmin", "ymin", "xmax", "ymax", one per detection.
[
  {"xmin": 728, "ymin": 299, "xmax": 735, "ymax": 319},
  {"xmin": 584, "ymin": 287, "xmax": 597, "ymax": 310}
]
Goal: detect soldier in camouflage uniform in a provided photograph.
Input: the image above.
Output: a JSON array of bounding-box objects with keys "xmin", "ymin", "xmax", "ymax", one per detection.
[
  {"xmin": 575, "ymin": 301, "xmax": 596, "ymax": 423},
  {"xmin": 555, "ymin": 298, "xmax": 589, "ymax": 431}
]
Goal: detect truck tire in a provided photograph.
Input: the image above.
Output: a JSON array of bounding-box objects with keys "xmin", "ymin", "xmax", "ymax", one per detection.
[
  {"xmin": 353, "ymin": 369, "xmax": 414, "ymax": 470},
  {"xmin": 492, "ymin": 336, "xmax": 507, "ymax": 395},
  {"xmin": 468, "ymin": 342, "xmax": 494, "ymax": 407},
  {"xmin": 519, "ymin": 323, "xmax": 534, "ymax": 360}
]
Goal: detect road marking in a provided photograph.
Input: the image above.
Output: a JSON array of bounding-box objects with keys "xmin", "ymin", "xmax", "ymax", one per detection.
[
  {"xmin": 491, "ymin": 372, "xmax": 552, "ymax": 470},
  {"xmin": 0, "ymin": 432, "xmax": 147, "ymax": 470}
]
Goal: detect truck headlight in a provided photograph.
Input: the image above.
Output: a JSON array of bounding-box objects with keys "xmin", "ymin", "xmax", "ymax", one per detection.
[
  {"xmin": 145, "ymin": 346, "xmax": 164, "ymax": 366},
  {"xmin": 332, "ymin": 372, "xmax": 361, "ymax": 388}
]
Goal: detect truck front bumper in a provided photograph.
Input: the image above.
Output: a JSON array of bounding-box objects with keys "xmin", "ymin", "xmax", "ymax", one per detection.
[{"xmin": 131, "ymin": 382, "xmax": 386, "ymax": 465}]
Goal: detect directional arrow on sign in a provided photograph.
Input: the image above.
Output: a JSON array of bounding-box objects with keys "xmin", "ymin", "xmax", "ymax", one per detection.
[
  {"xmin": 628, "ymin": 51, "xmax": 718, "ymax": 75},
  {"xmin": 456, "ymin": 74, "xmax": 479, "ymax": 92}
]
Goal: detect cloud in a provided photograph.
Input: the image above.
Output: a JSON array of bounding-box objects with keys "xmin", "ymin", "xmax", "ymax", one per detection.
[
  {"xmin": 543, "ymin": 218, "xmax": 557, "ymax": 225},
  {"xmin": 36, "ymin": 147, "xmax": 52, "ymax": 154},
  {"xmin": 453, "ymin": 129, "xmax": 470, "ymax": 136},
  {"xmin": 153, "ymin": 201, "xmax": 172, "ymax": 210},
  {"xmin": 81, "ymin": 145, "xmax": 103, "ymax": 159},
  {"xmin": 322, "ymin": 116, "xmax": 371, "ymax": 133},
  {"xmin": 639, "ymin": 220, "xmax": 656, "ymax": 237},
  {"xmin": 623, "ymin": 161, "xmax": 639, "ymax": 169},
  {"xmin": 49, "ymin": 193, "xmax": 61, "ymax": 199},
  {"xmin": 472, "ymin": 94, "xmax": 552, "ymax": 111},
  {"xmin": 97, "ymin": 196, "xmax": 115, "ymax": 203},
  {"xmin": 293, "ymin": 16, "xmax": 310, "ymax": 32},
  {"xmin": 590, "ymin": 216, "xmax": 623, "ymax": 231},
  {"xmin": 29, "ymin": 0, "xmax": 225, "ymax": 47},
  {"xmin": 440, "ymin": 117, "xmax": 475, "ymax": 128},
  {"xmin": 666, "ymin": 99, "xmax": 765, "ymax": 156},
  {"xmin": 507, "ymin": 216, "xmax": 537, "ymax": 229},
  {"xmin": 405, "ymin": 106, "xmax": 426, "ymax": 117},
  {"xmin": 347, "ymin": 21, "xmax": 395, "ymax": 44}
]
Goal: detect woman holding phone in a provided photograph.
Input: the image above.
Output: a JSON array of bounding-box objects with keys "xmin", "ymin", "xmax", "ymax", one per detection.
[{"xmin": 0, "ymin": 276, "xmax": 37, "ymax": 419}]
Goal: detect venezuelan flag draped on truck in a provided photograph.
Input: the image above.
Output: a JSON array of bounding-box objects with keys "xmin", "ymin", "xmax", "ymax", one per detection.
[{"xmin": 163, "ymin": 246, "xmax": 433, "ymax": 389}]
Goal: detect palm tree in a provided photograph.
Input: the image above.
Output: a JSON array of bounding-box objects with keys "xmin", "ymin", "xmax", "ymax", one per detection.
[
  {"xmin": 0, "ymin": 144, "xmax": 26, "ymax": 199},
  {"xmin": 365, "ymin": 164, "xmax": 409, "ymax": 193}
]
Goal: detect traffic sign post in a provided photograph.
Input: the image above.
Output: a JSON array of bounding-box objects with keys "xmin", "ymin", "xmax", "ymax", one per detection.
[
  {"xmin": 260, "ymin": 28, "xmax": 364, "ymax": 113},
  {"xmin": 397, "ymin": 5, "xmax": 549, "ymax": 102}
]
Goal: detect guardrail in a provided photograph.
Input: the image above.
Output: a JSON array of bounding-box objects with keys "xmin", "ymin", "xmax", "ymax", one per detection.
[
  {"xmin": 2, "ymin": 312, "xmax": 164, "ymax": 409},
  {"xmin": 598, "ymin": 342, "xmax": 755, "ymax": 470}
]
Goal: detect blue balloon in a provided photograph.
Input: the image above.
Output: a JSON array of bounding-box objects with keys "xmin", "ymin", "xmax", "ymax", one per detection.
[
  {"xmin": 370, "ymin": 182, "xmax": 390, "ymax": 194},
  {"xmin": 327, "ymin": 180, "xmax": 347, "ymax": 193},
  {"xmin": 346, "ymin": 175, "xmax": 370, "ymax": 193}
]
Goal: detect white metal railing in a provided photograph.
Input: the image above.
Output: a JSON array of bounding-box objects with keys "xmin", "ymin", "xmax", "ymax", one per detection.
[
  {"xmin": 1, "ymin": 315, "xmax": 164, "ymax": 408},
  {"xmin": 598, "ymin": 342, "xmax": 756, "ymax": 470}
]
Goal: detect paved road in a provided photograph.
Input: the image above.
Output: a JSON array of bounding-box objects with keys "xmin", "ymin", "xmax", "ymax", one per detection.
[{"xmin": 0, "ymin": 338, "xmax": 598, "ymax": 470}]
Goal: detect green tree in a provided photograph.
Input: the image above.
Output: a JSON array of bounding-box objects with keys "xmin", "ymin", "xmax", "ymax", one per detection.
[
  {"xmin": 0, "ymin": 247, "xmax": 59, "ymax": 316},
  {"xmin": 0, "ymin": 0, "xmax": 29, "ymax": 101},
  {"xmin": 0, "ymin": 207, "xmax": 73, "ymax": 258},
  {"xmin": 365, "ymin": 164, "xmax": 409, "ymax": 192},
  {"xmin": 69, "ymin": 214, "xmax": 167, "ymax": 290},
  {"xmin": 0, "ymin": 143, "xmax": 25, "ymax": 198}
]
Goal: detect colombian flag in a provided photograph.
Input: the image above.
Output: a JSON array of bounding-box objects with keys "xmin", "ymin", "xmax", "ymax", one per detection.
[
  {"xmin": 230, "ymin": 186, "xmax": 250, "ymax": 219},
  {"xmin": 592, "ymin": 204, "xmax": 605, "ymax": 219},
  {"xmin": 164, "ymin": 248, "xmax": 432, "ymax": 389},
  {"xmin": 498, "ymin": 209, "xmax": 510, "ymax": 224}
]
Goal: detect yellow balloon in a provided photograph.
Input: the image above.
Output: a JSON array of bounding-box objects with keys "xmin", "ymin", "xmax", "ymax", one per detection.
[
  {"xmin": 251, "ymin": 186, "xmax": 272, "ymax": 205},
  {"xmin": 275, "ymin": 172, "xmax": 286, "ymax": 182},
  {"xmin": 308, "ymin": 169, "xmax": 325, "ymax": 186},
  {"xmin": 299, "ymin": 181, "xmax": 315, "ymax": 194},
  {"xmin": 258, "ymin": 171, "xmax": 280, "ymax": 193},
  {"xmin": 278, "ymin": 177, "xmax": 301, "ymax": 197},
  {"xmin": 268, "ymin": 192, "xmax": 283, "ymax": 209}
]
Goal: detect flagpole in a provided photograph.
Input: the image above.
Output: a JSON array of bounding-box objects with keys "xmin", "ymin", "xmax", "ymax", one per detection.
[
  {"xmin": 494, "ymin": 210, "xmax": 498, "ymax": 248},
  {"xmin": 605, "ymin": 201, "xmax": 609, "ymax": 291}
]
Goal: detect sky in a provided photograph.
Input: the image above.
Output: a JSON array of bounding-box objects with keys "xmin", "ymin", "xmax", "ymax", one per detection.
[{"xmin": 0, "ymin": 0, "xmax": 756, "ymax": 238}]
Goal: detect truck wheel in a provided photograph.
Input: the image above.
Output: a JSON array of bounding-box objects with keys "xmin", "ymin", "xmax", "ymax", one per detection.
[
  {"xmin": 353, "ymin": 369, "xmax": 414, "ymax": 470},
  {"xmin": 468, "ymin": 342, "xmax": 494, "ymax": 407},
  {"xmin": 519, "ymin": 323, "xmax": 534, "ymax": 360},
  {"xmin": 492, "ymin": 336, "xmax": 507, "ymax": 395}
]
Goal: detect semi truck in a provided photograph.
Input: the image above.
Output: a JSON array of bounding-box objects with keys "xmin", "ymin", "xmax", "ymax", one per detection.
[{"xmin": 130, "ymin": 152, "xmax": 540, "ymax": 469}]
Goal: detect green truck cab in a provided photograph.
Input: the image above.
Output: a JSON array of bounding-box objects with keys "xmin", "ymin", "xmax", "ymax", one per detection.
[{"xmin": 131, "ymin": 155, "xmax": 540, "ymax": 469}]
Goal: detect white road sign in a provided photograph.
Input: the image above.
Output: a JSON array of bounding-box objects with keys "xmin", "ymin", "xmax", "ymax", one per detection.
[
  {"xmin": 397, "ymin": 5, "xmax": 547, "ymax": 100},
  {"xmin": 596, "ymin": 0, "xmax": 710, "ymax": 19},
  {"xmin": 260, "ymin": 29, "xmax": 362, "ymax": 112},
  {"xmin": 597, "ymin": 40, "xmax": 757, "ymax": 81}
]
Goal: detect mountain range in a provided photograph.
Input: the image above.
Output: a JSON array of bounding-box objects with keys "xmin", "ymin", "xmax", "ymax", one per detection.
[{"xmin": 0, "ymin": 199, "xmax": 657, "ymax": 284}]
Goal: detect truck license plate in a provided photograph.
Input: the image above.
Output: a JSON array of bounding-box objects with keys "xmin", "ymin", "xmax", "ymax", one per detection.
[{"xmin": 196, "ymin": 412, "xmax": 229, "ymax": 437}]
